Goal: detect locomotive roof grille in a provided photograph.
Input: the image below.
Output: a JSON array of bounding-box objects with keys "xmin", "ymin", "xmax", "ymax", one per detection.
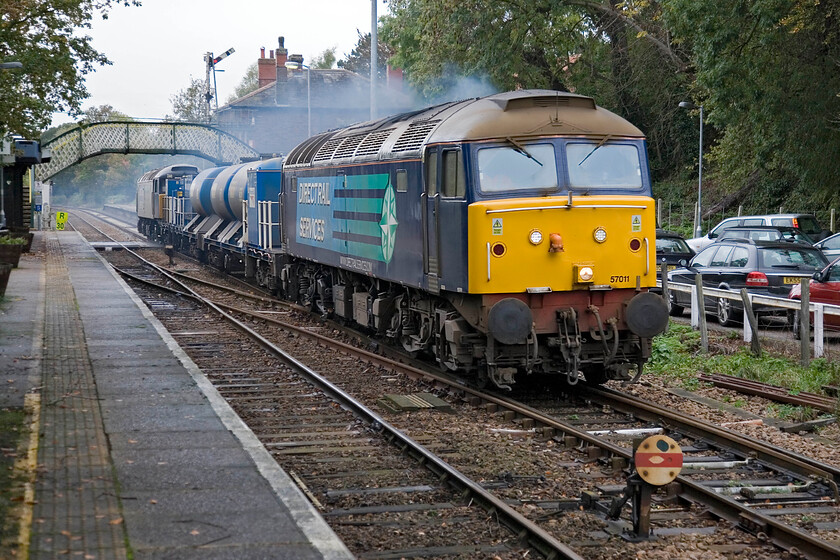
[
  {"xmin": 332, "ymin": 134, "xmax": 368, "ymax": 159},
  {"xmin": 285, "ymin": 132, "xmax": 333, "ymax": 166},
  {"xmin": 354, "ymin": 129, "xmax": 393, "ymax": 156},
  {"xmin": 312, "ymin": 137, "xmax": 347, "ymax": 163},
  {"xmin": 391, "ymin": 120, "xmax": 440, "ymax": 153}
]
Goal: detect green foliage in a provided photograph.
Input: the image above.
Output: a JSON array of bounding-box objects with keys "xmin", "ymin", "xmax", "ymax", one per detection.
[
  {"xmin": 0, "ymin": 0, "xmax": 141, "ymax": 137},
  {"xmin": 337, "ymin": 30, "xmax": 393, "ymax": 79},
  {"xmin": 227, "ymin": 63, "xmax": 259, "ymax": 103},
  {"xmin": 310, "ymin": 48, "xmax": 337, "ymax": 70},
  {"xmin": 0, "ymin": 236, "xmax": 27, "ymax": 245},
  {"xmin": 663, "ymin": 0, "xmax": 840, "ymax": 213},
  {"xmin": 647, "ymin": 322, "xmax": 840, "ymax": 398},
  {"xmin": 168, "ymin": 77, "xmax": 208, "ymax": 122},
  {"xmin": 381, "ymin": 1, "xmax": 693, "ymax": 179}
]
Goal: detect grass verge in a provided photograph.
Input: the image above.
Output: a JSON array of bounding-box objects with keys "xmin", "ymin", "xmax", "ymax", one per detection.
[{"xmin": 647, "ymin": 323, "xmax": 840, "ymax": 421}]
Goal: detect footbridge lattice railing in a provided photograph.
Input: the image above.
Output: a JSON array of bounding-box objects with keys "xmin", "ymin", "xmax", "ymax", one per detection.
[{"xmin": 36, "ymin": 121, "xmax": 261, "ymax": 180}]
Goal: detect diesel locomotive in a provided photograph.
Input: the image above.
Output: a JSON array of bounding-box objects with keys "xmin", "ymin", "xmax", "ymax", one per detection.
[{"xmin": 137, "ymin": 90, "xmax": 669, "ymax": 389}]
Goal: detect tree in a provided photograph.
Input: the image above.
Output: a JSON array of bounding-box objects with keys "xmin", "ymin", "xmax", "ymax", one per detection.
[
  {"xmin": 82, "ymin": 104, "xmax": 131, "ymax": 123},
  {"xmin": 337, "ymin": 30, "xmax": 393, "ymax": 79},
  {"xmin": 664, "ymin": 0, "xmax": 840, "ymax": 211},
  {"xmin": 380, "ymin": 1, "xmax": 692, "ymax": 178},
  {"xmin": 310, "ymin": 47, "xmax": 337, "ymax": 69},
  {"xmin": 0, "ymin": 0, "xmax": 141, "ymax": 138},
  {"xmin": 227, "ymin": 63, "xmax": 259, "ymax": 102},
  {"xmin": 168, "ymin": 77, "xmax": 209, "ymax": 122}
]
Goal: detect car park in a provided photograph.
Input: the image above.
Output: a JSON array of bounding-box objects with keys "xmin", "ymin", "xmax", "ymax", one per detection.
[
  {"xmin": 814, "ymin": 231, "xmax": 840, "ymax": 259},
  {"xmin": 788, "ymin": 257, "xmax": 840, "ymax": 337},
  {"xmin": 667, "ymin": 239, "xmax": 828, "ymax": 326},
  {"xmin": 715, "ymin": 225, "xmax": 815, "ymax": 245},
  {"xmin": 686, "ymin": 213, "xmax": 829, "ymax": 252}
]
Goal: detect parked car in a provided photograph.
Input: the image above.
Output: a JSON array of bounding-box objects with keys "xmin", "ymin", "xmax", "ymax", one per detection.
[
  {"xmin": 686, "ymin": 213, "xmax": 830, "ymax": 252},
  {"xmin": 667, "ymin": 240, "xmax": 829, "ymax": 326},
  {"xmin": 655, "ymin": 229, "xmax": 695, "ymax": 270},
  {"xmin": 715, "ymin": 225, "xmax": 815, "ymax": 245},
  {"xmin": 788, "ymin": 257, "xmax": 840, "ymax": 337},
  {"xmin": 814, "ymin": 231, "xmax": 840, "ymax": 259}
]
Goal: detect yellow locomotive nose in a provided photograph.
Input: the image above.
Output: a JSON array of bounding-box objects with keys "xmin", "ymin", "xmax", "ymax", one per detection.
[{"xmin": 468, "ymin": 195, "xmax": 658, "ymax": 294}]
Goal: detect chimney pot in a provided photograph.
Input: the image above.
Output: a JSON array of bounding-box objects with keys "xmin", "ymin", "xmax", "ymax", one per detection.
[{"xmin": 260, "ymin": 47, "xmax": 265, "ymax": 58}]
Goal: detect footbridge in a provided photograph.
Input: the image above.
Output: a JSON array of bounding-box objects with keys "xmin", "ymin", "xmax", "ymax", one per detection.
[{"xmin": 35, "ymin": 121, "xmax": 260, "ymax": 180}]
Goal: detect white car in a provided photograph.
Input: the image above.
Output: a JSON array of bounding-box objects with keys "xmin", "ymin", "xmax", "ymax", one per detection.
[
  {"xmin": 687, "ymin": 213, "xmax": 829, "ymax": 252},
  {"xmin": 815, "ymin": 231, "xmax": 840, "ymax": 259}
]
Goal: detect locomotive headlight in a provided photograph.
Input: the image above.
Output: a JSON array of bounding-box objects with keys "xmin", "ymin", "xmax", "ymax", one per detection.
[
  {"xmin": 528, "ymin": 229, "xmax": 543, "ymax": 245},
  {"xmin": 593, "ymin": 227, "xmax": 607, "ymax": 243},
  {"xmin": 576, "ymin": 265, "xmax": 595, "ymax": 283}
]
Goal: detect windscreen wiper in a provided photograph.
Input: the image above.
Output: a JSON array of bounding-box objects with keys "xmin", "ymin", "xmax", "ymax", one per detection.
[
  {"xmin": 505, "ymin": 137, "xmax": 543, "ymax": 167},
  {"xmin": 577, "ymin": 134, "xmax": 612, "ymax": 166}
]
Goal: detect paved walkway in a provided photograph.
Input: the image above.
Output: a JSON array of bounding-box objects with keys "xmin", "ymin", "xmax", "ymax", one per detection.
[{"xmin": 1, "ymin": 231, "xmax": 354, "ymax": 559}]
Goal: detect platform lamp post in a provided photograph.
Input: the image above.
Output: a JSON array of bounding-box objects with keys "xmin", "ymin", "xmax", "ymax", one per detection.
[
  {"xmin": 679, "ymin": 101, "xmax": 704, "ymax": 237},
  {"xmin": 285, "ymin": 61, "xmax": 311, "ymax": 137},
  {"xmin": 0, "ymin": 61, "xmax": 23, "ymax": 230}
]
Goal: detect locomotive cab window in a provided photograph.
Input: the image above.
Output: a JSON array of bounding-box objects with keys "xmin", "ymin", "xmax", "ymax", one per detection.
[
  {"xmin": 477, "ymin": 143, "xmax": 557, "ymax": 193},
  {"xmin": 442, "ymin": 149, "xmax": 465, "ymax": 198},
  {"xmin": 566, "ymin": 143, "xmax": 642, "ymax": 189}
]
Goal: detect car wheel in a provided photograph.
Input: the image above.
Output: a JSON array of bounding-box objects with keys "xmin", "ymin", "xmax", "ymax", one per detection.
[
  {"xmin": 668, "ymin": 292, "xmax": 684, "ymax": 317},
  {"xmin": 716, "ymin": 297, "xmax": 739, "ymax": 327}
]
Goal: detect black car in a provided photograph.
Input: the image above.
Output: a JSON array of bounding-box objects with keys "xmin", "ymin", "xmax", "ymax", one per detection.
[
  {"xmin": 667, "ymin": 239, "xmax": 828, "ymax": 326},
  {"xmin": 655, "ymin": 229, "xmax": 695, "ymax": 270},
  {"xmin": 715, "ymin": 225, "xmax": 815, "ymax": 245}
]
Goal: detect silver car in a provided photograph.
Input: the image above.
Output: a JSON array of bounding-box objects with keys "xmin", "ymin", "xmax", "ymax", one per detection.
[{"xmin": 687, "ymin": 213, "xmax": 829, "ymax": 252}]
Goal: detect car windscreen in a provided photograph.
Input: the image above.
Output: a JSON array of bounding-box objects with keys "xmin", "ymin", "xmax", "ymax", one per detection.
[
  {"xmin": 758, "ymin": 247, "xmax": 828, "ymax": 268},
  {"xmin": 718, "ymin": 229, "xmax": 780, "ymax": 242},
  {"xmin": 656, "ymin": 237, "xmax": 690, "ymax": 253}
]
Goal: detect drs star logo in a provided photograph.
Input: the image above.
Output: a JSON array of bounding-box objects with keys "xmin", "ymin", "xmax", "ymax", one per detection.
[{"xmin": 379, "ymin": 185, "xmax": 398, "ymax": 263}]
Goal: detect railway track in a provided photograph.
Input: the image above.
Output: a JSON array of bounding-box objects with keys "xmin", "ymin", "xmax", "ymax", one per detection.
[{"xmin": 75, "ymin": 209, "xmax": 840, "ymax": 558}]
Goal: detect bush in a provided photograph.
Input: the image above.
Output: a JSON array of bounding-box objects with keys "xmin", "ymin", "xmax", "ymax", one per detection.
[{"xmin": 0, "ymin": 236, "xmax": 27, "ymax": 245}]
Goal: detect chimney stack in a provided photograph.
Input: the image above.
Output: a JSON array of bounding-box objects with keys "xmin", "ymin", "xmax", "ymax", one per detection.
[
  {"xmin": 258, "ymin": 46, "xmax": 276, "ymax": 88},
  {"xmin": 275, "ymin": 36, "xmax": 288, "ymax": 82}
]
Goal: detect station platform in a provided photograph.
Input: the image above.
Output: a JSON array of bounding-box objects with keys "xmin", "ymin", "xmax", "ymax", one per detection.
[{"xmin": 0, "ymin": 231, "xmax": 353, "ymax": 559}]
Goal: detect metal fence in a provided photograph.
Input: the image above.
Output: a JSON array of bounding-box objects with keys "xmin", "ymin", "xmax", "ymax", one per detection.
[{"xmin": 663, "ymin": 276, "xmax": 840, "ymax": 364}]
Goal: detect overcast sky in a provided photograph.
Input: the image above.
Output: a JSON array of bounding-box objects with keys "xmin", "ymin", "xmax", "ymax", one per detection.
[{"xmin": 50, "ymin": 0, "xmax": 389, "ymax": 127}]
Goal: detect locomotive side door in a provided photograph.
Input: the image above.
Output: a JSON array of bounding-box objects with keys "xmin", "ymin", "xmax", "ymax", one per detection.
[
  {"xmin": 423, "ymin": 147, "xmax": 468, "ymax": 294},
  {"xmin": 422, "ymin": 149, "xmax": 441, "ymax": 294}
]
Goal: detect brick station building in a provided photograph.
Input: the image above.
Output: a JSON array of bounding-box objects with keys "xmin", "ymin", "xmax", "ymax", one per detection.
[{"xmin": 216, "ymin": 37, "xmax": 411, "ymax": 156}]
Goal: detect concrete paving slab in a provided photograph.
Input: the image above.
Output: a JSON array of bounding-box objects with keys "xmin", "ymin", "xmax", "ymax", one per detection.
[{"xmin": 108, "ymin": 430, "xmax": 249, "ymax": 451}]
